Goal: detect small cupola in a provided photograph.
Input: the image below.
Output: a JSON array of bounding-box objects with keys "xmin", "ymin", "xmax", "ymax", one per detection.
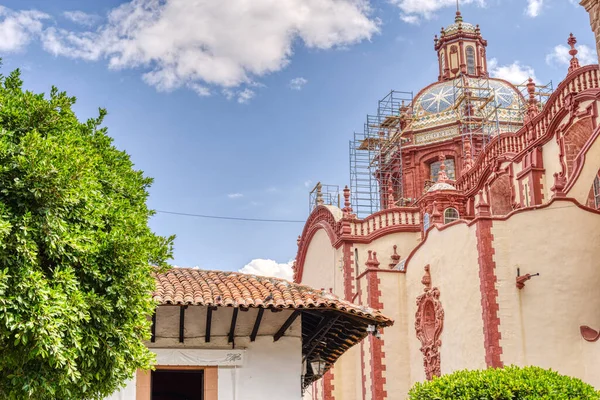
[{"xmin": 434, "ymin": 8, "xmax": 488, "ymax": 81}]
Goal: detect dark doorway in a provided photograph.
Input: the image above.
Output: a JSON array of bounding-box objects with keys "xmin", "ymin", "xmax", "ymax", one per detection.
[{"xmin": 151, "ymin": 370, "xmax": 204, "ymax": 400}]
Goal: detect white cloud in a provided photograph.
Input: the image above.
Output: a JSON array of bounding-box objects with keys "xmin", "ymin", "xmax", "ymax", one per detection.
[
  {"xmin": 289, "ymin": 77, "xmax": 308, "ymax": 90},
  {"xmin": 0, "ymin": 6, "xmax": 49, "ymax": 53},
  {"xmin": 237, "ymin": 88, "xmax": 255, "ymax": 104},
  {"xmin": 525, "ymin": 0, "xmax": 543, "ymax": 17},
  {"xmin": 488, "ymin": 58, "xmax": 536, "ymax": 84},
  {"xmin": 400, "ymin": 14, "xmax": 420, "ymax": 25},
  {"xmin": 389, "ymin": 0, "xmax": 484, "ymax": 24},
  {"xmin": 304, "ymin": 180, "xmax": 313, "ymax": 188},
  {"xmin": 239, "ymin": 259, "xmax": 294, "ymax": 281},
  {"xmin": 228, "ymin": 193, "xmax": 244, "ymax": 199},
  {"xmin": 187, "ymin": 82, "xmax": 211, "ymax": 97},
  {"xmin": 546, "ymin": 44, "xmax": 597, "ymax": 67},
  {"xmin": 40, "ymin": 0, "xmax": 379, "ymax": 97},
  {"xmin": 63, "ymin": 11, "xmax": 101, "ymax": 27}
]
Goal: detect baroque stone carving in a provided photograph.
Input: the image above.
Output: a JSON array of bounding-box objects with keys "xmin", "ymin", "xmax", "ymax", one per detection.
[{"xmin": 415, "ymin": 265, "xmax": 444, "ymax": 380}]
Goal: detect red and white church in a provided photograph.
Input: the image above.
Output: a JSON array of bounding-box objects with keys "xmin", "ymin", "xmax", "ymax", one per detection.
[{"xmin": 295, "ymin": 5, "xmax": 600, "ymax": 399}]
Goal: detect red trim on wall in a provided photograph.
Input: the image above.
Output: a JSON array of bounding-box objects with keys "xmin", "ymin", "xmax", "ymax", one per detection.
[
  {"xmin": 366, "ymin": 267, "xmax": 387, "ymax": 399},
  {"xmin": 342, "ymin": 243, "xmax": 355, "ymax": 301},
  {"xmin": 323, "ymin": 369, "xmax": 335, "ymax": 400},
  {"xmin": 475, "ymin": 218, "xmax": 503, "ymax": 368},
  {"xmin": 356, "ymin": 276, "xmax": 367, "ymax": 400}
]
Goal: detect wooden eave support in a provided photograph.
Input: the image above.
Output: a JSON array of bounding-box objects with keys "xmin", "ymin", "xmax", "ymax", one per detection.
[
  {"xmin": 151, "ymin": 310, "xmax": 157, "ymax": 343},
  {"xmin": 228, "ymin": 308, "xmax": 239, "ymax": 344},
  {"xmin": 303, "ymin": 315, "xmax": 340, "ymax": 362},
  {"xmin": 179, "ymin": 305, "xmax": 188, "ymax": 343},
  {"xmin": 273, "ymin": 310, "xmax": 301, "ymax": 342},
  {"xmin": 250, "ymin": 308, "xmax": 265, "ymax": 342},
  {"xmin": 205, "ymin": 306, "xmax": 217, "ymax": 343},
  {"xmin": 302, "ymin": 315, "xmax": 339, "ymax": 352}
]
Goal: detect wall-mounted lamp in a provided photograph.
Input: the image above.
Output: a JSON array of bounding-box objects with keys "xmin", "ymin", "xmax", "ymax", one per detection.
[
  {"xmin": 310, "ymin": 358, "xmax": 327, "ymax": 377},
  {"xmin": 367, "ymin": 324, "xmax": 381, "ymax": 339},
  {"xmin": 516, "ymin": 268, "xmax": 540, "ymax": 289}
]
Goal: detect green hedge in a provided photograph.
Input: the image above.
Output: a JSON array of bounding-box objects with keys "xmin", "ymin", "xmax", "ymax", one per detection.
[{"xmin": 408, "ymin": 366, "xmax": 600, "ymax": 399}]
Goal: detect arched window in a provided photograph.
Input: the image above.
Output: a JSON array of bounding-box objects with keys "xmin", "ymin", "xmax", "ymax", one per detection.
[
  {"xmin": 444, "ymin": 208, "xmax": 459, "ymax": 224},
  {"xmin": 466, "ymin": 46, "xmax": 476, "ymax": 75},
  {"xmin": 423, "ymin": 213, "xmax": 431, "ymax": 232}
]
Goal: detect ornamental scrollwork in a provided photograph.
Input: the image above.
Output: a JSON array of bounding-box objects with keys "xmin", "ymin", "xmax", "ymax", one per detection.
[{"xmin": 415, "ymin": 265, "xmax": 444, "ymax": 380}]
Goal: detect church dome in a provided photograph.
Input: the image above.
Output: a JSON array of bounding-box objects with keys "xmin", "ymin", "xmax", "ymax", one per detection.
[
  {"xmin": 444, "ymin": 21, "xmax": 477, "ymax": 35},
  {"xmin": 411, "ymin": 77, "xmax": 524, "ymax": 131}
]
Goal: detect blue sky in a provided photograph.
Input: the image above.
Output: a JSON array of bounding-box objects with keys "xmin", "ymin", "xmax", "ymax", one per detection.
[{"xmin": 0, "ymin": 0, "xmax": 595, "ymax": 277}]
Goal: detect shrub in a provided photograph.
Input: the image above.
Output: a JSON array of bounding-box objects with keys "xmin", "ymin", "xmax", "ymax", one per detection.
[{"xmin": 408, "ymin": 365, "xmax": 600, "ymax": 399}]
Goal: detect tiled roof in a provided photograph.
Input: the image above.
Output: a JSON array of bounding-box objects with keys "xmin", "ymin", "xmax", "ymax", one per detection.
[{"xmin": 153, "ymin": 267, "xmax": 392, "ymax": 326}]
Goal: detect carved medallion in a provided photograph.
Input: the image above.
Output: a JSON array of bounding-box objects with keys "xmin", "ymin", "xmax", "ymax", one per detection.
[{"xmin": 415, "ymin": 265, "xmax": 444, "ymax": 380}]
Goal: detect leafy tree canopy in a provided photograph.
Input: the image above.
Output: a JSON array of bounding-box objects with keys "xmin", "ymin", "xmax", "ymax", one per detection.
[
  {"xmin": 408, "ymin": 365, "xmax": 600, "ymax": 399},
  {"xmin": 0, "ymin": 66, "xmax": 174, "ymax": 399}
]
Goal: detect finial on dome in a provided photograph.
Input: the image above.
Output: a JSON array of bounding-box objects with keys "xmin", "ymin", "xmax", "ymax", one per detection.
[
  {"xmin": 455, "ymin": 0, "xmax": 463, "ymax": 23},
  {"xmin": 568, "ymin": 33, "xmax": 581, "ymax": 73}
]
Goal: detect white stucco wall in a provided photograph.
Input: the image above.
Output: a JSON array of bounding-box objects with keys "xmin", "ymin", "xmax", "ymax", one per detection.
[
  {"xmin": 493, "ymin": 201, "xmax": 600, "ymax": 388},
  {"xmin": 105, "ymin": 306, "xmax": 303, "ymax": 400},
  {"xmin": 105, "ymin": 338, "xmax": 301, "ymax": 400},
  {"xmin": 218, "ymin": 336, "xmax": 302, "ymax": 400}
]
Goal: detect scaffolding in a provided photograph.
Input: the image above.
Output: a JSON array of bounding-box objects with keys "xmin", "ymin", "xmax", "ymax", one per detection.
[
  {"xmin": 516, "ymin": 79, "xmax": 554, "ymax": 111},
  {"xmin": 347, "ymin": 77, "xmax": 553, "ymax": 219},
  {"xmin": 349, "ymin": 90, "xmax": 413, "ymax": 218},
  {"xmin": 453, "ymin": 75, "xmax": 553, "ymax": 165},
  {"xmin": 308, "ymin": 182, "xmax": 340, "ymax": 213}
]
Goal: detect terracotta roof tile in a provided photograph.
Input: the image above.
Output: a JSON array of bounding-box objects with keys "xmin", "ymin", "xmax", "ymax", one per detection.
[{"xmin": 153, "ymin": 267, "xmax": 392, "ymax": 326}]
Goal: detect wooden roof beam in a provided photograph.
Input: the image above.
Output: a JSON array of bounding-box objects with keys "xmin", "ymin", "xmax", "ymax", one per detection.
[
  {"xmin": 228, "ymin": 308, "xmax": 239, "ymax": 345},
  {"xmin": 205, "ymin": 306, "xmax": 216, "ymax": 343},
  {"xmin": 250, "ymin": 308, "xmax": 265, "ymax": 342},
  {"xmin": 179, "ymin": 305, "xmax": 188, "ymax": 343},
  {"xmin": 274, "ymin": 310, "xmax": 301, "ymax": 342}
]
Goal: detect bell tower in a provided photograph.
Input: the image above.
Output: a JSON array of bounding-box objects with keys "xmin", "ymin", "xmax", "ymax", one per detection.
[{"xmin": 434, "ymin": 7, "xmax": 488, "ymax": 81}]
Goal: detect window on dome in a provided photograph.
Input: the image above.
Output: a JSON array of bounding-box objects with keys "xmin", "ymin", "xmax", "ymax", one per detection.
[
  {"xmin": 430, "ymin": 159, "xmax": 456, "ymax": 181},
  {"xmin": 423, "ymin": 213, "xmax": 431, "ymax": 232},
  {"xmin": 444, "ymin": 208, "xmax": 459, "ymax": 224},
  {"xmin": 440, "ymin": 51, "xmax": 446, "ymax": 74},
  {"xmin": 466, "ymin": 46, "xmax": 476, "ymax": 75}
]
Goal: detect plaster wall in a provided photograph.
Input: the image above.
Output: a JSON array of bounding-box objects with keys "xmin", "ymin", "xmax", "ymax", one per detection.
[
  {"xmin": 354, "ymin": 231, "xmax": 421, "ymax": 275},
  {"xmin": 378, "ymin": 271, "xmax": 411, "ymax": 397},
  {"xmin": 331, "ymin": 346, "xmax": 359, "ymax": 400},
  {"xmin": 493, "ymin": 201, "xmax": 600, "ymax": 388},
  {"xmin": 302, "ymin": 228, "xmax": 338, "ymax": 294},
  {"xmin": 405, "ymin": 222, "xmax": 485, "ymax": 384}
]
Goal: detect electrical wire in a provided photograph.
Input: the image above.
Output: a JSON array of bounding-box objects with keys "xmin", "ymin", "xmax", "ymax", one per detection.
[
  {"xmin": 155, "ymin": 209, "xmax": 305, "ymax": 223},
  {"xmin": 155, "ymin": 202, "xmax": 582, "ymax": 224}
]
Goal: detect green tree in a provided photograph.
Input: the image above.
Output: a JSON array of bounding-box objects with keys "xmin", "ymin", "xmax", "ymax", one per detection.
[
  {"xmin": 408, "ymin": 365, "xmax": 600, "ymax": 399},
  {"xmin": 0, "ymin": 67, "xmax": 174, "ymax": 399}
]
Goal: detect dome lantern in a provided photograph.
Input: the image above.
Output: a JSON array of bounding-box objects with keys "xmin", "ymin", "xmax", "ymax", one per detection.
[{"xmin": 434, "ymin": 9, "xmax": 488, "ymax": 82}]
